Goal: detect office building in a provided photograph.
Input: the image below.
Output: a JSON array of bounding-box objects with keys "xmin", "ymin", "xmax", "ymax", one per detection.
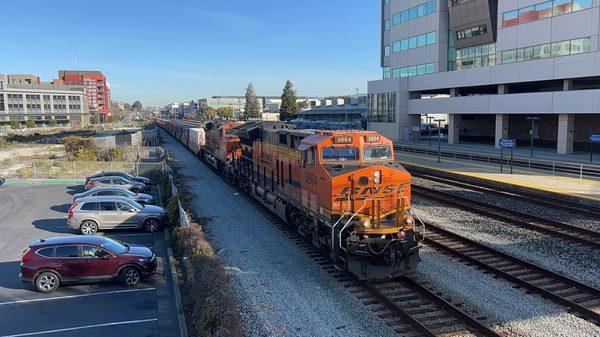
[
  {"xmin": 58, "ymin": 70, "xmax": 111, "ymax": 121},
  {"xmin": 0, "ymin": 74, "xmax": 90, "ymax": 128},
  {"xmin": 368, "ymin": 0, "xmax": 600, "ymax": 154}
]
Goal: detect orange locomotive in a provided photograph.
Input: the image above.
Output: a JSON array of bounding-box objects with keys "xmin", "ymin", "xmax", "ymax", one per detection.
[
  {"xmin": 228, "ymin": 122, "xmax": 423, "ymax": 280},
  {"xmin": 201, "ymin": 121, "xmax": 244, "ymax": 174}
]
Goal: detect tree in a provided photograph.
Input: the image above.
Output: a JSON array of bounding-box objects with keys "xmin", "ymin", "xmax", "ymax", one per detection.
[
  {"xmin": 25, "ymin": 119, "xmax": 36, "ymax": 128},
  {"xmin": 279, "ymin": 80, "xmax": 297, "ymax": 120},
  {"xmin": 201, "ymin": 106, "xmax": 217, "ymax": 120},
  {"xmin": 48, "ymin": 119, "xmax": 58, "ymax": 127},
  {"xmin": 132, "ymin": 101, "xmax": 143, "ymax": 112},
  {"xmin": 216, "ymin": 107, "xmax": 235, "ymax": 119},
  {"xmin": 124, "ymin": 103, "xmax": 132, "ymax": 111},
  {"xmin": 90, "ymin": 115, "xmax": 99, "ymax": 124},
  {"xmin": 10, "ymin": 120, "xmax": 20, "ymax": 130},
  {"xmin": 244, "ymin": 83, "xmax": 261, "ymax": 119},
  {"xmin": 297, "ymin": 100, "xmax": 309, "ymax": 111},
  {"xmin": 109, "ymin": 115, "xmax": 119, "ymax": 123}
]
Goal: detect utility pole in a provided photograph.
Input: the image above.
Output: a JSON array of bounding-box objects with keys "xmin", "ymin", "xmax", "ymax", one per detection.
[{"xmin": 427, "ymin": 116, "xmax": 434, "ymax": 147}]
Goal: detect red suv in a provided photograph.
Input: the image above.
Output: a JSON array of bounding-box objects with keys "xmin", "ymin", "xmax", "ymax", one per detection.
[{"xmin": 20, "ymin": 236, "xmax": 157, "ymax": 292}]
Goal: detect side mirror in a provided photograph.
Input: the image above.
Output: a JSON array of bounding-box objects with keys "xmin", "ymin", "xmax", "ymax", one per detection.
[
  {"xmin": 128, "ymin": 208, "xmax": 137, "ymax": 212},
  {"xmin": 102, "ymin": 255, "xmax": 111, "ymax": 260}
]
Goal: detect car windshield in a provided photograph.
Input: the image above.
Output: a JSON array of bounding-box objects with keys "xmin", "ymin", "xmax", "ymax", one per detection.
[
  {"xmin": 322, "ymin": 147, "xmax": 359, "ymax": 162},
  {"xmin": 100, "ymin": 237, "xmax": 128, "ymax": 254},
  {"xmin": 363, "ymin": 146, "xmax": 392, "ymax": 161},
  {"xmin": 121, "ymin": 189, "xmax": 136, "ymax": 196},
  {"xmin": 129, "ymin": 200, "xmax": 143, "ymax": 209}
]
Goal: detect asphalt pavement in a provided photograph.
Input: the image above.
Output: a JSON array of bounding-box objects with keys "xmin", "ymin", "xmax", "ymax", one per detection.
[{"xmin": 0, "ymin": 184, "xmax": 180, "ymax": 337}]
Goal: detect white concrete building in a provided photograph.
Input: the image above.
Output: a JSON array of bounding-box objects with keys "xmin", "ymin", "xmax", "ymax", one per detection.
[
  {"xmin": 369, "ymin": 0, "xmax": 600, "ymax": 154},
  {"xmin": 0, "ymin": 74, "xmax": 90, "ymax": 128}
]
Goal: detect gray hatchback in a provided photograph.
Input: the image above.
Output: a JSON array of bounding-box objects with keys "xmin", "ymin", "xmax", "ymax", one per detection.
[{"xmin": 67, "ymin": 196, "xmax": 167, "ymax": 235}]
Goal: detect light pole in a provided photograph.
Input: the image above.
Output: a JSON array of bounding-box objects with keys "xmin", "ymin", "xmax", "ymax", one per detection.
[
  {"xmin": 427, "ymin": 116, "xmax": 434, "ymax": 147},
  {"xmin": 526, "ymin": 116, "xmax": 540, "ymax": 157},
  {"xmin": 435, "ymin": 118, "xmax": 445, "ymax": 163}
]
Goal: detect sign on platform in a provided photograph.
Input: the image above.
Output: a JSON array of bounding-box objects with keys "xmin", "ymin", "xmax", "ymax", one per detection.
[
  {"xmin": 499, "ymin": 138, "xmax": 516, "ymax": 148},
  {"xmin": 589, "ymin": 134, "xmax": 600, "ymax": 143}
]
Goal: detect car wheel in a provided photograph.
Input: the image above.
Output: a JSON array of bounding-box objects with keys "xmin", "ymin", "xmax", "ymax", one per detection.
[
  {"xmin": 80, "ymin": 221, "xmax": 98, "ymax": 235},
  {"xmin": 35, "ymin": 272, "xmax": 60, "ymax": 293},
  {"xmin": 143, "ymin": 218, "xmax": 160, "ymax": 232},
  {"xmin": 120, "ymin": 267, "xmax": 141, "ymax": 287}
]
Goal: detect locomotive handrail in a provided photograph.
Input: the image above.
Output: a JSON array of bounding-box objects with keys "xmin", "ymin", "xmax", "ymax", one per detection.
[{"xmin": 338, "ymin": 199, "xmax": 370, "ymax": 252}]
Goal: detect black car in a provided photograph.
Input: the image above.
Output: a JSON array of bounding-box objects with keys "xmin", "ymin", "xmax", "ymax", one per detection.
[{"xmin": 86, "ymin": 171, "xmax": 151, "ymax": 187}]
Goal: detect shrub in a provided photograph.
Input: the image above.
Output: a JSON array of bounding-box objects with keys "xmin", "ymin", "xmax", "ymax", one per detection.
[
  {"xmin": 10, "ymin": 120, "xmax": 20, "ymax": 130},
  {"xmin": 48, "ymin": 119, "xmax": 57, "ymax": 127},
  {"xmin": 25, "ymin": 120, "xmax": 35, "ymax": 128},
  {"xmin": 61, "ymin": 136, "xmax": 99, "ymax": 160},
  {"xmin": 105, "ymin": 147, "xmax": 124, "ymax": 161},
  {"xmin": 166, "ymin": 197, "xmax": 180, "ymax": 227},
  {"xmin": 172, "ymin": 226, "xmax": 244, "ymax": 337},
  {"xmin": 16, "ymin": 167, "xmax": 33, "ymax": 179}
]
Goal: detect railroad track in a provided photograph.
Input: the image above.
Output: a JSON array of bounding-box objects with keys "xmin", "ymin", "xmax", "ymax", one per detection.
[
  {"xmin": 410, "ymin": 171, "xmax": 600, "ymax": 218},
  {"xmin": 162, "ymin": 126, "xmax": 600, "ymax": 333},
  {"xmin": 249, "ymin": 196, "xmax": 503, "ymax": 337},
  {"xmin": 412, "ymin": 185, "xmax": 600, "ymax": 250},
  {"xmin": 423, "ymin": 222, "xmax": 600, "ymax": 326}
]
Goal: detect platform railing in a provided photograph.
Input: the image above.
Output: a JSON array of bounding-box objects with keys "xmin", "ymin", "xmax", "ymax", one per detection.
[{"xmin": 394, "ymin": 144, "xmax": 600, "ymax": 179}]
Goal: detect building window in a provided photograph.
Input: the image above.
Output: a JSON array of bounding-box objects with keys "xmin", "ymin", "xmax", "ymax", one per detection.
[
  {"xmin": 456, "ymin": 25, "xmax": 487, "ymax": 40},
  {"xmin": 451, "ymin": 0, "xmax": 473, "ymax": 5},
  {"xmin": 501, "ymin": 37, "xmax": 591, "ymax": 64},
  {"xmin": 368, "ymin": 93, "xmax": 396, "ymax": 123},
  {"xmin": 502, "ymin": 0, "xmax": 591, "ymax": 27},
  {"xmin": 453, "ymin": 43, "xmax": 496, "ymax": 70},
  {"xmin": 383, "ymin": 66, "xmax": 391, "ymax": 79},
  {"xmin": 392, "ymin": 32, "xmax": 436, "ymax": 52},
  {"xmin": 392, "ymin": 1, "xmax": 436, "ymax": 25},
  {"xmin": 384, "ymin": 19, "xmax": 390, "ymax": 31},
  {"xmin": 393, "ymin": 63, "xmax": 436, "ymax": 78}
]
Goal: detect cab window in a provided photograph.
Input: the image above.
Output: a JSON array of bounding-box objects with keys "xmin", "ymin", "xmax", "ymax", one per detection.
[
  {"xmin": 82, "ymin": 246, "xmax": 111, "ymax": 258},
  {"xmin": 302, "ymin": 148, "xmax": 316, "ymax": 166},
  {"xmin": 363, "ymin": 146, "xmax": 392, "ymax": 161},
  {"xmin": 322, "ymin": 147, "xmax": 359, "ymax": 162}
]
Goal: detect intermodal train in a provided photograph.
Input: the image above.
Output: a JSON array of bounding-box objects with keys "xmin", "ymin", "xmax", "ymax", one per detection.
[{"xmin": 156, "ymin": 118, "xmax": 423, "ymax": 280}]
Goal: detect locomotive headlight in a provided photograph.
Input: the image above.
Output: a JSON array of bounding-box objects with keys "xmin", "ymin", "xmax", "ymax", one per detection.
[
  {"xmin": 373, "ymin": 170, "xmax": 381, "ymax": 184},
  {"xmin": 404, "ymin": 216, "xmax": 414, "ymax": 226}
]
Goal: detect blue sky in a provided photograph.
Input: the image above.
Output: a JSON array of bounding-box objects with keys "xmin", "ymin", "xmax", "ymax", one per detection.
[{"xmin": 1, "ymin": 0, "xmax": 380, "ymax": 106}]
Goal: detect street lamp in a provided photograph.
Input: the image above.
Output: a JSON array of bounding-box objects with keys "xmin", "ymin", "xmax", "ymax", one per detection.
[
  {"xmin": 426, "ymin": 116, "xmax": 435, "ymax": 147},
  {"xmin": 526, "ymin": 116, "xmax": 540, "ymax": 157},
  {"xmin": 434, "ymin": 118, "xmax": 445, "ymax": 163}
]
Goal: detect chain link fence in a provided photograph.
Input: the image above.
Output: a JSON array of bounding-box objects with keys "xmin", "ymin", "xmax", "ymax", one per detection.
[
  {"xmin": 163, "ymin": 162, "xmax": 191, "ymax": 227},
  {"xmin": 0, "ymin": 159, "xmax": 164, "ymax": 180}
]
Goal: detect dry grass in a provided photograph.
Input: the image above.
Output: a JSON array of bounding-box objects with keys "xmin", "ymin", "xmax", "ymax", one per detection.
[{"xmin": 172, "ymin": 225, "xmax": 245, "ymax": 337}]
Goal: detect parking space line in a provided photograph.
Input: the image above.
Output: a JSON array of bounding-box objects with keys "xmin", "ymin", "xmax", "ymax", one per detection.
[
  {"xmin": 0, "ymin": 287, "xmax": 155, "ymax": 306},
  {"xmin": 0, "ymin": 318, "xmax": 158, "ymax": 337}
]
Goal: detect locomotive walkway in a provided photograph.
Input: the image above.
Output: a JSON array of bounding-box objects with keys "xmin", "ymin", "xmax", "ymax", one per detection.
[{"xmin": 394, "ymin": 146, "xmax": 600, "ymax": 202}]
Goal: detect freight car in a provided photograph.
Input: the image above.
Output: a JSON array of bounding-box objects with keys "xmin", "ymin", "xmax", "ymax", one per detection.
[{"xmin": 158, "ymin": 119, "xmax": 423, "ymax": 280}]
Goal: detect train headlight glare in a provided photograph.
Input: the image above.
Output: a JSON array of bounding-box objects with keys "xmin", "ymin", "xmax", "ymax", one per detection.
[
  {"xmin": 373, "ymin": 170, "xmax": 381, "ymax": 184},
  {"xmin": 404, "ymin": 216, "xmax": 414, "ymax": 226}
]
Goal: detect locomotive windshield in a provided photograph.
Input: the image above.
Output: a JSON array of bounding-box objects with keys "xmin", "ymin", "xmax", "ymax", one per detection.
[
  {"xmin": 322, "ymin": 147, "xmax": 359, "ymax": 161},
  {"xmin": 363, "ymin": 146, "xmax": 392, "ymax": 161}
]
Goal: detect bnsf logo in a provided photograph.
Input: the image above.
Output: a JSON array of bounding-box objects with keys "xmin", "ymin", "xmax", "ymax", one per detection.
[{"xmin": 335, "ymin": 184, "xmax": 408, "ymax": 201}]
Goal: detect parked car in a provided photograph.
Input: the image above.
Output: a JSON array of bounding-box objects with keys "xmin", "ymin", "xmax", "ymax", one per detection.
[
  {"xmin": 73, "ymin": 186, "xmax": 155, "ymax": 205},
  {"xmin": 67, "ymin": 196, "xmax": 167, "ymax": 234},
  {"xmin": 20, "ymin": 235, "xmax": 157, "ymax": 292},
  {"xmin": 85, "ymin": 176, "xmax": 147, "ymax": 193},
  {"xmin": 0, "ymin": 177, "xmax": 5, "ymax": 186},
  {"xmin": 86, "ymin": 171, "xmax": 151, "ymax": 187}
]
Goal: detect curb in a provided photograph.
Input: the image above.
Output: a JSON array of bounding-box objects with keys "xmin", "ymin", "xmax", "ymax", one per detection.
[
  {"xmin": 164, "ymin": 229, "xmax": 189, "ymax": 337},
  {"xmin": 3, "ymin": 179, "xmax": 85, "ymax": 186},
  {"xmin": 158, "ymin": 180, "xmax": 188, "ymax": 337}
]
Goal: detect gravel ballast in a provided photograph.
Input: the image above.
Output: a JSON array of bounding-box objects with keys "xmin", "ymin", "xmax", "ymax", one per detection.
[
  {"xmin": 417, "ymin": 246, "xmax": 600, "ymax": 337},
  {"xmin": 160, "ymin": 130, "xmax": 398, "ymax": 337}
]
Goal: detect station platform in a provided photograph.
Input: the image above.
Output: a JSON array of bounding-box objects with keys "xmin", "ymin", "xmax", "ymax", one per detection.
[
  {"xmin": 394, "ymin": 143, "xmax": 600, "ymax": 202},
  {"xmin": 399, "ymin": 139, "xmax": 600, "ymax": 164}
]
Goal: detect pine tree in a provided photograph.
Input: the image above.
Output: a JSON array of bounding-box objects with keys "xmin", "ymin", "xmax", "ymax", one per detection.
[
  {"xmin": 244, "ymin": 83, "xmax": 261, "ymax": 119},
  {"xmin": 279, "ymin": 80, "xmax": 297, "ymax": 121}
]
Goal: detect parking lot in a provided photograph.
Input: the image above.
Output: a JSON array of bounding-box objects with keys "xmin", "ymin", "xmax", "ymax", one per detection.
[{"xmin": 0, "ymin": 184, "xmax": 181, "ymax": 337}]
